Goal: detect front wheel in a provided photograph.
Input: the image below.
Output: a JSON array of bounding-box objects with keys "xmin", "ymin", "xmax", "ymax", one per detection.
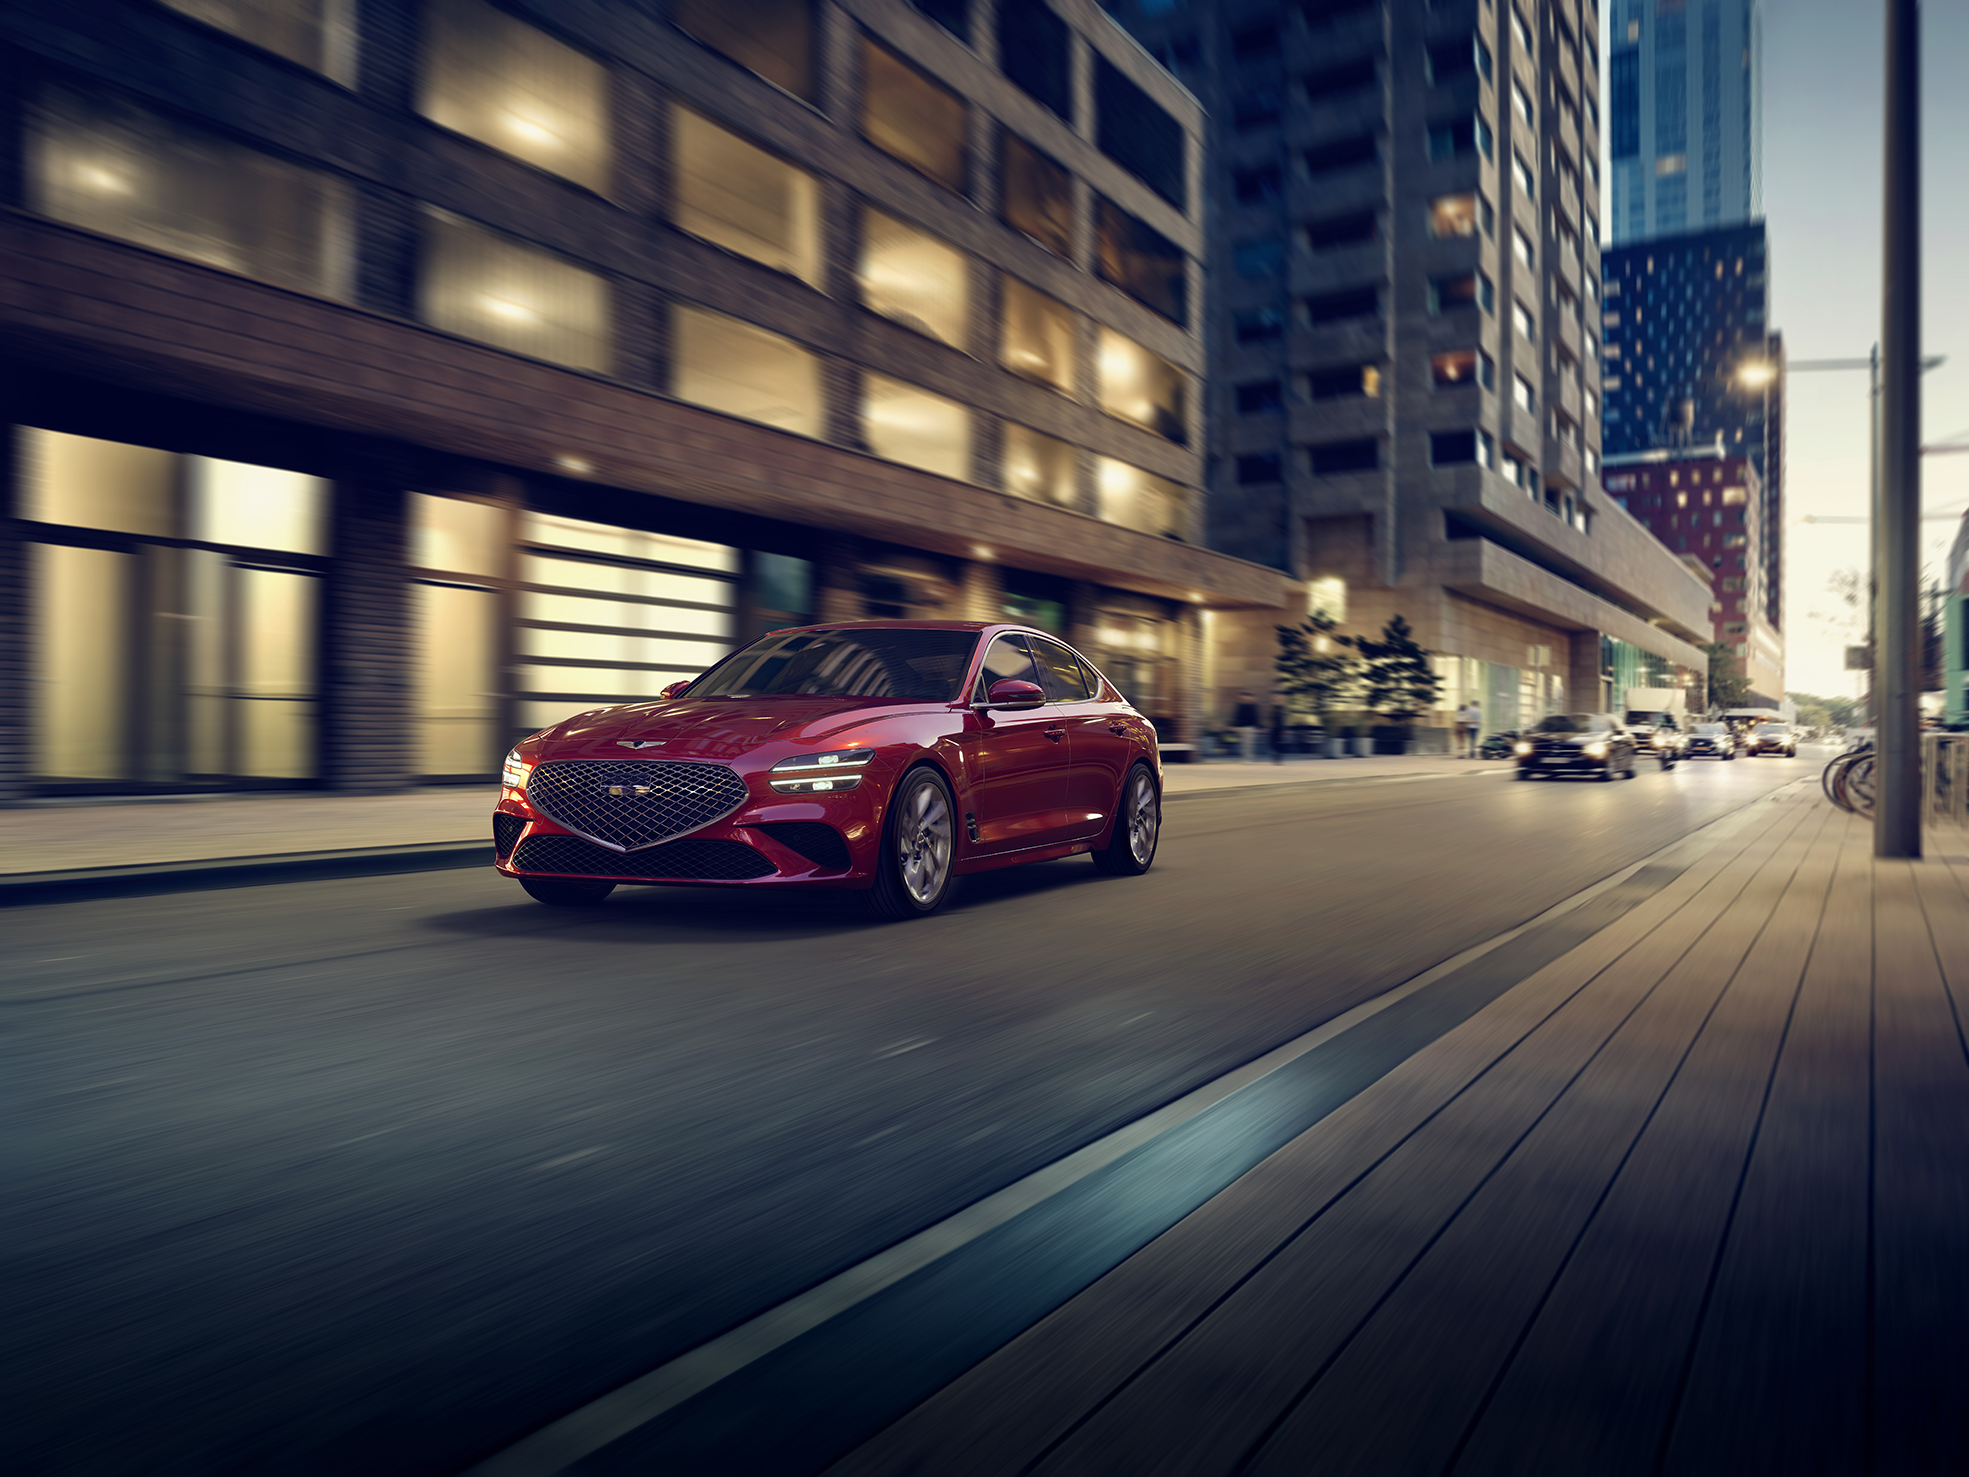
[
  {"xmin": 519, "ymin": 876, "xmax": 616, "ymax": 906},
  {"xmin": 864, "ymin": 766, "xmax": 960, "ymax": 920},
  {"xmin": 1093, "ymin": 763, "xmax": 1161, "ymax": 876}
]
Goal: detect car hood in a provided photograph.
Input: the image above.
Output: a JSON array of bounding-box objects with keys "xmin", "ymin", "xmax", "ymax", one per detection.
[{"xmin": 533, "ymin": 696, "xmax": 938, "ymax": 761}]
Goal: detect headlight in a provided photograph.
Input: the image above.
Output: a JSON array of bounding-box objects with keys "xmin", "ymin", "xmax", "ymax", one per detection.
[
  {"xmin": 769, "ymin": 749, "xmax": 873, "ymax": 794},
  {"xmin": 1585, "ymin": 741, "xmax": 1609, "ymax": 758},
  {"xmin": 1513, "ymin": 741, "xmax": 1533, "ymax": 756},
  {"xmin": 1653, "ymin": 733, "xmax": 1672, "ymax": 748},
  {"xmin": 501, "ymin": 748, "xmax": 532, "ymax": 789}
]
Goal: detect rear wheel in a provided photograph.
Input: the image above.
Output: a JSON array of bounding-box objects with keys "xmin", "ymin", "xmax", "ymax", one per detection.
[
  {"xmin": 519, "ymin": 876, "xmax": 616, "ymax": 906},
  {"xmin": 864, "ymin": 766, "xmax": 959, "ymax": 920},
  {"xmin": 1093, "ymin": 763, "xmax": 1160, "ymax": 876}
]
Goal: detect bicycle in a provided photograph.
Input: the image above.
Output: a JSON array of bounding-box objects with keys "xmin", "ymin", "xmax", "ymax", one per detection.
[{"xmin": 1823, "ymin": 741, "xmax": 1876, "ymax": 818}]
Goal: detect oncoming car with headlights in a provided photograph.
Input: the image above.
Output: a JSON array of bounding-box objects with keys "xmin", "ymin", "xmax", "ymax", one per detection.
[
  {"xmin": 1513, "ymin": 713, "xmax": 1640, "ymax": 781},
  {"xmin": 493, "ymin": 622, "xmax": 1161, "ymax": 919}
]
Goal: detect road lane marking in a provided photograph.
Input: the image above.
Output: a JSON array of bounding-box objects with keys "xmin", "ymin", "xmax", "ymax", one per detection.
[{"xmin": 464, "ymin": 782, "xmax": 1813, "ymax": 1477}]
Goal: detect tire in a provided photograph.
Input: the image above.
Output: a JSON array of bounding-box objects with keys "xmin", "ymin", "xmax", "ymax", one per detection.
[
  {"xmin": 1515, "ymin": 768, "xmax": 1532, "ymax": 780},
  {"xmin": 519, "ymin": 876, "xmax": 616, "ymax": 906},
  {"xmin": 864, "ymin": 765, "xmax": 960, "ymax": 920},
  {"xmin": 1093, "ymin": 762, "xmax": 1161, "ymax": 876}
]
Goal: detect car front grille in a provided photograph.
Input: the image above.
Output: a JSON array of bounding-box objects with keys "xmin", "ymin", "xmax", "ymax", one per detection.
[
  {"xmin": 754, "ymin": 821, "xmax": 853, "ymax": 872},
  {"xmin": 493, "ymin": 813, "xmax": 527, "ymax": 861},
  {"xmin": 527, "ymin": 760, "xmax": 751, "ymax": 851},
  {"xmin": 512, "ymin": 834, "xmax": 775, "ymax": 880}
]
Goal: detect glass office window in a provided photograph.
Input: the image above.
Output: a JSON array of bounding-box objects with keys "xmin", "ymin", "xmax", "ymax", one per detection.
[
  {"xmin": 672, "ymin": 107, "xmax": 821, "ymax": 288},
  {"xmin": 32, "ymin": 88, "xmax": 353, "ymax": 299},
  {"xmin": 34, "ymin": 543, "xmax": 133, "ymax": 781},
  {"xmin": 189, "ymin": 457, "xmax": 325, "ymax": 554},
  {"xmin": 234, "ymin": 567, "xmax": 316, "ymax": 778},
  {"xmin": 162, "ymin": 0, "xmax": 357, "ymax": 83},
  {"xmin": 1094, "ymin": 56, "xmax": 1185, "ymax": 210},
  {"xmin": 863, "ymin": 376, "xmax": 971, "ymax": 480},
  {"xmin": 420, "ymin": 208, "xmax": 611, "ymax": 372},
  {"xmin": 1001, "ymin": 423, "xmax": 1077, "ymax": 507},
  {"xmin": 415, "ymin": 583, "xmax": 500, "ymax": 776},
  {"xmin": 1002, "ymin": 134, "xmax": 1073, "ymax": 258},
  {"xmin": 1096, "ymin": 457, "xmax": 1187, "ymax": 538},
  {"xmin": 412, "ymin": 493, "xmax": 506, "ymax": 577},
  {"xmin": 859, "ymin": 208, "xmax": 968, "ymax": 348},
  {"xmin": 671, "ymin": 0, "xmax": 814, "ymax": 100},
  {"xmin": 1000, "ymin": 278, "xmax": 1075, "ymax": 393},
  {"xmin": 1097, "ymin": 328, "xmax": 1188, "ymax": 444},
  {"xmin": 19, "ymin": 428, "xmax": 174, "ymax": 536},
  {"xmin": 671, "ymin": 304, "xmax": 823, "ymax": 437},
  {"xmin": 863, "ymin": 39, "xmax": 967, "ymax": 192},
  {"xmin": 420, "ymin": 0, "xmax": 610, "ymax": 192},
  {"xmin": 1095, "ymin": 197, "xmax": 1187, "ymax": 325}
]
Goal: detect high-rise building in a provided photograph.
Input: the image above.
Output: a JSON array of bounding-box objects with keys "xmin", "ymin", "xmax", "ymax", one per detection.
[
  {"xmin": 1104, "ymin": 0, "xmax": 1716, "ymax": 727},
  {"xmin": 1606, "ymin": 0, "xmax": 1760, "ymax": 243},
  {"xmin": 1602, "ymin": 446, "xmax": 1783, "ymax": 702},
  {"xmin": 1600, "ymin": 223, "xmax": 1782, "ymax": 634},
  {"xmin": 0, "ymin": 0, "xmax": 1294, "ymax": 800}
]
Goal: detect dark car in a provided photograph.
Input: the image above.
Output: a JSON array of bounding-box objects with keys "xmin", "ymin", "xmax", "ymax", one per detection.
[
  {"xmin": 1744, "ymin": 722, "xmax": 1799, "ymax": 758},
  {"xmin": 493, "ymin": 621, "xmax": 1161, "ymax": 919},
  {"xmin": 1623, "ymin": 709, "xmax": 1687, "ymax": 767},
  {"xmin": 1684, "ymin": 722, "xmax": 1738, "ymax": 760},
  {"xmin": 1513, "ymin": 712, "xmax": 1640, "ymax": 781}
]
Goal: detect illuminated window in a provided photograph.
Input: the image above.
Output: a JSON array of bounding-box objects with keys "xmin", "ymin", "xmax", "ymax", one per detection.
[
  {"xmin": 1000, "ymin": 278, "xmax": 1076, "ymax": 393},
  {"xmin": 1514, "ymin": 226, "xmax": 1534, "ymax": 268},
  {"xmin": 1513, "ymin": 299, "xmax": 1534, "ymax": 337},
  {"xmin": 1098, "ymin": 329, "xmax": 1189, "ymax": 445},
  {"xmin": 1307, "ymin": 364, "xmax": 1380, "ymax": 399},
  {"xmin": 31, "ymin": 88, "xmax": 352, "ymax": 298},
  {"xmin": 1514, "ymin": 374, "xmax": 1534, "ymax": 412},
  {"xmin": 671, "ymin": 107, "xmax": 821, "ymax": 287},
  {"xmin": 1095, "ymin": 197, "xmax": 1188, "ymax": 325},
  {"xmin": 190, "ymin": 457, "xmax": 326, "ymax": 553},
  {"xmin": 420, "ymin": 0, "xmax": 610, "ymax": 192},
  {"xmin": 671, "ymin": 304, "xmax": 821, "ymax": 437},
  {"xmin": 421, "ymin": 209, "xmax": 611, "ymax": 372},
  {"xmin": 1002, "ymin": 134, "xmax": 1073, "ymax": 258},
  {"xmin": 1513, "ymin": 81, "xmax": 1533, "ymax": 125},
  {"xmin": 1432, "ymin": 350, "xmax": 1479, "ymax": 387},
  {"xmin": 859, "ymin": 208, "xmax": 968, "ymax": 348},
  {"xmin": 1722, "ymin": 486, "xmax": 1747, "ymax": 505},
  {"xmin": 1001, "ymin": 423, "xmax": 1078, "ymax": 507},
  {"xmin": 162, "ymin": 0, "xmax": 356, "ymax": 83},
  {"xmin": 1096, "ymin": 458, "xmax": 1188, "ymax": 538},
  {"xmin": 671, "ymin": 0, "xmax": 814, "ymax": 101},
  {"xmin": 863, "ymin": 39, "xmax": 966, "ymax": 192},
  {"xmin": 864, "ymin": 375, "xmax": 971, "ymax": 480},
  {"xmin": 412, "ymin": 493, "xmax": 505, "ymax": 577},
  {"xmin": 1428, "ymin": 192, "xmax": 1479, "ymax": 238}
]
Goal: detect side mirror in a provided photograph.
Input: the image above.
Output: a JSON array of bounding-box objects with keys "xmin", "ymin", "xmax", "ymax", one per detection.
[
  {"xmin": 658, "ymin": 680, "xmax": 692, "ymax": 700},
  {"xmin": 982, "ymin": 678, "xmax": 1046, "ymax": 710}
]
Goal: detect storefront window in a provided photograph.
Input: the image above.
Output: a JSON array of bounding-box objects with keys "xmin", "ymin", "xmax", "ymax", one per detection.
[
  {"xmin": 420, "ymin": 209, "xmax": 612, "ymax": 372},
  {"xmin": 420, "ymin": 0, "xmax": 611, "ymax": 192},
  {"xmin": 32, "ymin": 88, "xmax": 353, "ymax": 299},
  {"xmin": 411, "ymin": 494, "xmax": 506, "ymax": 778},
  {"xmin": 672, "ymin": 108, "xmax": 822, "ymax": 288}
]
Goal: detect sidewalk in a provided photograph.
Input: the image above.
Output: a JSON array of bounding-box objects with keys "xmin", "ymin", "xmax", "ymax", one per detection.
[
  {"xmin": 826, "ymin": 787, "xmax": 1969, "ymax": 1476},
  {"xmin": 0, "ymin": 755, "xmax": 1508, "ymax": 890}
]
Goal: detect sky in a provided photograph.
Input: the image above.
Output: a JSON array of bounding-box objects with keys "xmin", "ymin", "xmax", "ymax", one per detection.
[{"xmin": 1600, "ymin": 0, "xmax": 1969, "ymax": 703}]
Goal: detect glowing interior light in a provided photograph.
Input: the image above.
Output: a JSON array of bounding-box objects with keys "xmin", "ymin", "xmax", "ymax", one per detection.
[
  {"xmin": 502, "ymin": 113, "xmax": 561, "ymax": 148},
  {"xmin": 480, "ymin": 295, "xmax": 537, "ymax": 322},
  {"xmin": 554, "ymin": 455, "xmax": 593, "ymax": 474},
  {"xmin": 75, "ymin": 162, "xmax": 131, "ymax": 195}
]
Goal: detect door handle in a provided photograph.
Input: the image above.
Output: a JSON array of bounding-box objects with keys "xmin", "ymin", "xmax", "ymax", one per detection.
[
  {"xmin": 1107, "ymin": 721, "xmax": 1129, "ymax": 735},
  {"xmin": 1044, "ymin": 727, "xmax": 1066, "ymax": 742}
]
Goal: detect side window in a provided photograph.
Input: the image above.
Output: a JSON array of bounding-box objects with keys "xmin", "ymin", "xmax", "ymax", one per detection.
[
  {"xmin": 975, "ymin": 634, "xmax": 1038, "ymax": 701},
  {"xmin": 1031, "ymin": 637, "xmax": 1094, "ymax": 701}
]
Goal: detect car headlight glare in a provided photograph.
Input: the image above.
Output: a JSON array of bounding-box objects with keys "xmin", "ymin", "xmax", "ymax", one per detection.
[
  {"xmin": 1653, "ymin": 733, "xmax": 1672, "ymax": 747},
  {"xmin": 770, "ymin": 749, "xmax": 873, "ymax": 793},
  {"xmin": 1585, "ymin": 741, "xmax": 1609, "ymax": 758},
  {"xmin": 1514, "ymin": 741, "xmax": 1533, "ymax": 755},
  {"xmin": 501, "ymin": 748, "xmax": 532, "ymax": 789}
]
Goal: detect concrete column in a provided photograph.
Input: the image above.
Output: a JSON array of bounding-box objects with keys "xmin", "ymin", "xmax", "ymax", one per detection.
[
  {"xmin": 959, "ymin": 559, "xmax": 1003, "ymax": 623},
  {"xmin": 321, "ymin": 477, "xmax": 414, "ymax": 792},
  {"xmin": 813, "ymin": 534, "xmax": 863, "ymax": 622}
]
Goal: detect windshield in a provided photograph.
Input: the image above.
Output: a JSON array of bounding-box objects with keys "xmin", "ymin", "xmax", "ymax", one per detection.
[
  {"xmin": 688, "ymin": 628, "xmax": 979, "ymax": 702},
  {"xmin": 1696, "ymin": 723, "xmax": 1727, "ymax": 735},
  {"xmin": 1534, "ymin": 713, "xmax": 1605, "ymax": 734},
  {"xmin": 1759, "ymin": 724, "xmax": 1790, "ymax": 735}
]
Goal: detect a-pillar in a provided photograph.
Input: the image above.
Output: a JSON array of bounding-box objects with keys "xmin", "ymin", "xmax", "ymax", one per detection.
[{"xmin": 321, "ymin": 476, "xmax": 414, "ymax": 792}]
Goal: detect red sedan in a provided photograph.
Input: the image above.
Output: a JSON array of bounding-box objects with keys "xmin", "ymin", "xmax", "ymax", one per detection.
[{"xmin": 493, "ymin": 621, "xmax": 1162, "ymax": 919}]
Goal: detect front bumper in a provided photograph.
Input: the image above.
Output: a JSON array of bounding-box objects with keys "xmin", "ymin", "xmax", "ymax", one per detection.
[{"xmin": 1518, "ymin": 751, "xmax": 1611, "ymax": 772}]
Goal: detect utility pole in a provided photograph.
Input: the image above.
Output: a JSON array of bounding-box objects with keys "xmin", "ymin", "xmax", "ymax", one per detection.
[{"xmin": 1876, "ymin": 0, "xmax": 1922, "ymax": 856}]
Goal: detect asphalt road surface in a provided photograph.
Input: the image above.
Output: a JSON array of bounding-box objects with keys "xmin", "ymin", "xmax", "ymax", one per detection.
[{"xmin": 3, "ymin": 755, "xmax": 1814, "ymax": 1474}]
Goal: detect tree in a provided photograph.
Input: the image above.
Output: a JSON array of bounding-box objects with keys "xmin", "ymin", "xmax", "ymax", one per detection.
[
  {"xmin": 1274, "ymin": 610, "xmax": 1357, "ymax": 730},
  {"xmin": 1788, "ymin": 690, "xmax": 1861, "ymax": 730},
  {"xmin": 1343, "ymin": 614, "xmax": 1444, "ymax": 726},
  {"xmin": 1700, "ymin": 640, "xmax": 1753, "ymax": 711}
]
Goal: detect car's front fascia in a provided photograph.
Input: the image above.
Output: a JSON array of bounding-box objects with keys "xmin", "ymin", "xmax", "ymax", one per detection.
[
  {"xmin": 492, "ymin": 622, "xmax": 1156, "ymax": 891},
  {"xmin": 1515, "ymin": 728, "xmax": 1619, "ymax": 775}
]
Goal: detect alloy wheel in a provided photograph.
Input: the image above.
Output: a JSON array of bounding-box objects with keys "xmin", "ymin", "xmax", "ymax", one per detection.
[
  {"xmin": 1127, "ymin": 768, "xmax": 1159, "ymax": 866},
  {"xmin": 897, "ymin": 775, "xmax": 953, "ymax": 905}
]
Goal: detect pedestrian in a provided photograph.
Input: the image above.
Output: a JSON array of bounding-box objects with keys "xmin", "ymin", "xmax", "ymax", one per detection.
[
  {"xmin": 1457, "ymin": 701, "xmax": 1483, "ymax": 758},
  {"xmin": 1232, "ymin": 691, "xmax": 1261, "ymax": 762}
]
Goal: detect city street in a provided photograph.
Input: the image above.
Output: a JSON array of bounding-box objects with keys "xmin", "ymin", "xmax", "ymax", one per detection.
[{"xmin": 4, "ymin": 757, "xmax": 1814, "ymax": 1475}]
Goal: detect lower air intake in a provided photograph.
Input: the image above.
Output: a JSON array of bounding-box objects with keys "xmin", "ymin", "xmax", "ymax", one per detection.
[
  {"xmin": 493, "ymin": 813, "xmax": 527, "ymax": 861},
  {"xmin": 754, "ymin": 821, "xmax": 853, "ymax": 872},
  {"xmin": 512, "ymin": 833, "xmax": 775, "ymax": 881}
]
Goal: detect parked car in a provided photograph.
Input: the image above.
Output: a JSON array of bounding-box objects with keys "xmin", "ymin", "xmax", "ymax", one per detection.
[
  {"xmin": 1744, "ymin": 722, "xmax": 1799, "ymax": 758},
  {"xmin": 493, "ymin": 621, "xmax": 1161, "ymax": 919},
  {"xmin": 1684, "ymin": 722, "xmax": 1738, "ymax": 760},
  {"xmin": 1479, "ymin": 729, "xmax": 1522, "ymax": 760},
  {"xmin": 1513, "ymin": 713, "xmax": 1641, "ymax": 781}
]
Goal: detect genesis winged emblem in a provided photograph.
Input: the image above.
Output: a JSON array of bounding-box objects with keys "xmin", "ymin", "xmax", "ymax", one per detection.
[{"xmin": 616, "ymin": 740, "xmax": 666, "ymax": 749}]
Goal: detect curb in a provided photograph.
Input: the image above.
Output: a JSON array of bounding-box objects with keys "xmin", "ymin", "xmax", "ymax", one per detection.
[{"xmin": 0, "ymin": 841, "xmax": 488, "ymax": 906}]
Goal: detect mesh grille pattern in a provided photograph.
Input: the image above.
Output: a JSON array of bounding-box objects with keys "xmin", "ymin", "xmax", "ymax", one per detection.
[
  {"xmin": 493, "ymin": 813, "xmax": 527, "ymax": 860},
  {"xmin": 754, "ymin": 822, "xmax": 853, "ymax": 872},
  {"xmin": 513, "ymin": 834, "xmax": 775, "ymax": 880},
  {"xmin": 527, "ymin": 760, "xmax": 751, "ymax": 851}
]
